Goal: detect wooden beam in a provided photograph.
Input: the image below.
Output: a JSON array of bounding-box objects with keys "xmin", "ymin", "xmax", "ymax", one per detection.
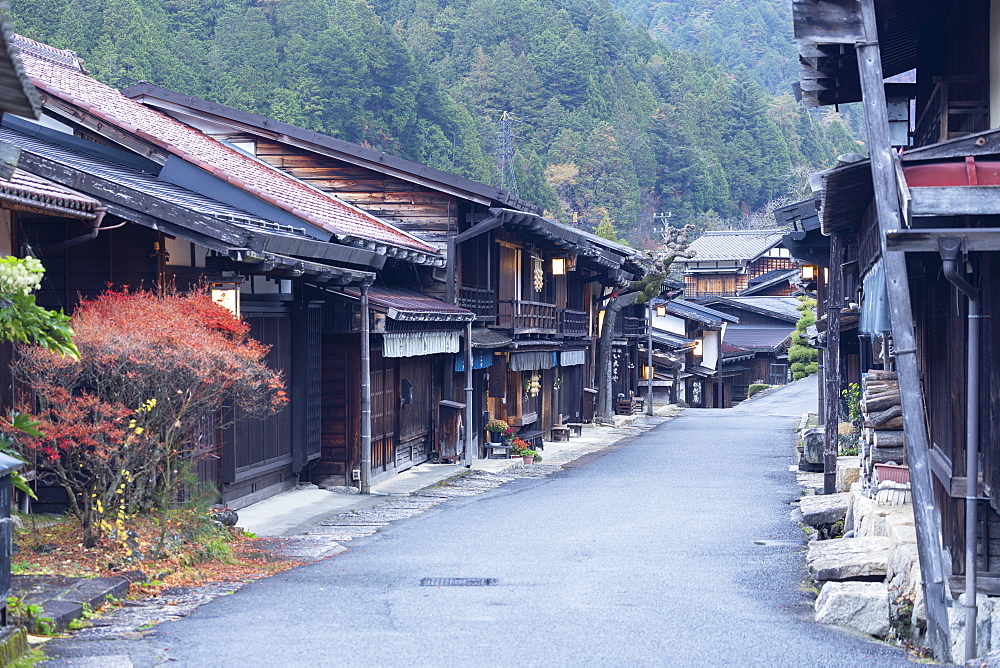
[
  {"xmin": 910, "ymin": 187, "xmax": 1000, "ymax": 217},
  {"xmin": 887, "ymin": 228, "xmax": 1000, "ymax": 252},
  {"xmin": 824, "ymin": 233, "xmax": 844, "ymax": 494},
  {"xmin": 38, "ymin": 92, "xmax": 169, "ymax": 164},
  {"xmin": 856, "ymin": 0, "xmax": 951, "ymax": 658},
  {"xmin": 792, "ymin": 0, "xmax": 865, "ymax": 44}
]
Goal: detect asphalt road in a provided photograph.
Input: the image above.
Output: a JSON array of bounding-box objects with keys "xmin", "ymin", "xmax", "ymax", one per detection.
[{"xmin": 58, "ymin": 377, "xmax": 914, "ymax": 666}]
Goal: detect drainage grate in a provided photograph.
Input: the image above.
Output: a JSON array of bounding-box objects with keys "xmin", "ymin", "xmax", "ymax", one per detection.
[{"xmin": 420, "ymin": 577, "xmax": 497, "ymax": 587}]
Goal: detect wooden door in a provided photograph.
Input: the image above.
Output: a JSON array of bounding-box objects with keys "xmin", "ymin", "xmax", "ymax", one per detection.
[{"xmin": 370, "ymin": 347, "xmax": 398, "ymax": 475}]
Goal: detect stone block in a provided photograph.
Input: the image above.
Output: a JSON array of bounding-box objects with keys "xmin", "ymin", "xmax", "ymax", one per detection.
[
  {"xmin": 836, "ymin": 456, "xmax": 861, "ymax": 493},
  {"xmin": 807, "ymin": 536, "xmax": 893, "ymax": 581},
  {"xmin": 889, "ymin": 523, "xmax": 917, "ymax": 544},
  {"xmin": 802, "ymin": 428, "xmax": 824, "ymax": 465},
  {"xmin": 815, "ymin": 581, "xmax": 891, "ymax": 637},
  {"xmin": 950, "ymin": 593, "xmax": 992, "ymax": 661},
  {"xmin": 800, "ymin": 492, "xmax": 851, "ymax": 527},
  {"xmin": 886, "ymin": 542, "xmax": 920, "ymax": 594},
  {"xmin": 851, "ymin": 492, "xmax": 877, "ymax": 536}
]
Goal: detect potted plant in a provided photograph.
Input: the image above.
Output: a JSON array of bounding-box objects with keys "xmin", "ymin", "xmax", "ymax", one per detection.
[
  {"xmin": 485, "ymin": 419, "xmax": 509, "ymax": 444},
  {"xmin": 510, "ymin": 438, "xmax": 540, "ymax": 464}
]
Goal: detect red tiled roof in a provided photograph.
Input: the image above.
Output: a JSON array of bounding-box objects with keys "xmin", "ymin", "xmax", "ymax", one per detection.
[
  {"xmin": 14, "ymin": 35, "xmax": 436, "ymax": 255},
  {"xmin": 0, "ymin": 168, "xmax": 100, "ymax": 217}
]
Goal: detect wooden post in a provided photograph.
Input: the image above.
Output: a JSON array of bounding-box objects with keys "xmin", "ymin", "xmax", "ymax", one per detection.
[
  {"xmin": 856, "ymin": 0, "xmax": 951, "ymax": 658},
  {"xmin": 824, "ymin": 234, "xmax": 844, "ymax": 494},
  {"xmin": 464, "ymin": 320, "xmax": 474, "ymax": 467}
]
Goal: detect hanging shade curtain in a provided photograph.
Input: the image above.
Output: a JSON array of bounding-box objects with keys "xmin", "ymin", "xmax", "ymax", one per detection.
[
  {"xmin": 560, "ymin": 350, "xmax": 587, "ymax": 366},
  {"xmin": 859, "ymin": 260, "xmax": 891, "ymax": 336},
  {"xmin": 383, "ymin": 331, "xmax": 459, "ymax": 357},
  {"xmin": 509, "ymin": 351, "xmax": 556, "ymax": 371},
  {"xmin": 454, "ymin": 349, "xmax": 494, "ymax": 372}
]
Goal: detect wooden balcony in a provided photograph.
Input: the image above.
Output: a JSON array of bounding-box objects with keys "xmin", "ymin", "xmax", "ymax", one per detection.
[
  {"xmin": 914, "ymin": 76, "xmax": 989, "ymax": 148},
  {"xmin": 619, "ymin": 316, "xmax": 647, "ymax": 339},
  {"xmin": 498, "ymin": 299, "xmax": 558, "ymax": 334},
  {"xmin": 458, "ymin": 286, "xmax": 496, "ymax": 323},
  {"xmin": 560, "ymin": 309, "xmax": 587, "ymax": 338}
]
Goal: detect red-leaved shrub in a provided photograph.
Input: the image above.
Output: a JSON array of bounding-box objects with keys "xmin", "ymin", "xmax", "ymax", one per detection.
[{"xmin": 11, "ymin": 288, "xmax": 287, "ymax": 546}]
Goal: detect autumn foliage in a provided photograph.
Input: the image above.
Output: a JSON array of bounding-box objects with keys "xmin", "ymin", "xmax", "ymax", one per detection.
[{"xmin": 10, "ymin": 288, "xmax": 287, "ymax": 546}]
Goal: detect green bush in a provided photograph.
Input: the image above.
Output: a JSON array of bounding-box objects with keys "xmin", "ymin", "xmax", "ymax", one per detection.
[
  {"xmin": 790, "ymin": 296, "xmax": 818, "ymax": 380},
  {"xmin": 747, "ymin": 383, "xmax": 770, "ymax": 398}
]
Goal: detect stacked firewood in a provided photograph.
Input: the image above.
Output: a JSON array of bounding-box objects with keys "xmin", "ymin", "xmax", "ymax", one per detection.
[{"xmin": 858, "ymin": 371, "xmax": 906, "ymax": 478}]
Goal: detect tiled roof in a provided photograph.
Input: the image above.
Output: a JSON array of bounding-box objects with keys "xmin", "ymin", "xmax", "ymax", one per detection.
[
  {"xmin": 343, "ymin": 286, "xmax": 474, "ymax": 322},
  {"xmin": 700, "ymin": 296, "xmax": 801, "ymax": 323},
  {"xmin": 685, "ymin": 230, "xmax": 785, "ymax": 262},
  {"xmin": 0, "ymin": 168, "xmax": 99, "ymax": 217},
  {"xmin": 13, "ymin": 35, "xmax": 437, "ymax": 256}
]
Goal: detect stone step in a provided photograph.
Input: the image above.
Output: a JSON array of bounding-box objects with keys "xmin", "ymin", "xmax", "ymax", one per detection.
[{"xmin": 806, "ymin": 536, "xmax": 893, "ymax": 581}]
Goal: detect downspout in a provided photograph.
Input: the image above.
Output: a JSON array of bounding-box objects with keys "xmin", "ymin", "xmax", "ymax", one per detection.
[
  {"xmin": 939, "ymin": 237, "xmax": 980, "ymax": 662},
  {"xmin": 42, "ymin": 207, "xmax": 117, "ymax": 255},
  {"xmin": 464, "ymin": 320, "xmax": 474, "ymax": 467},
  {"xmin": 360, "ymin": 282, "xmax": 372, "ymax": 495}
]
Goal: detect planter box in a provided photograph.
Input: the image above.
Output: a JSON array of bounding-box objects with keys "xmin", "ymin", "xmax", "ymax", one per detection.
[{"xmin": 874, "ymin": 463, "xmax": 910, "ymax": 484}]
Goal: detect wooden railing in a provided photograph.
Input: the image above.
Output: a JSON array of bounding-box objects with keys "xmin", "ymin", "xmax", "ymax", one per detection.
[
  {"xmin": 560, "ymin": 309, "xmax": 587, "ymax": 337},
  {"xmin": 458, "ymin": 286, "xmax": 496, "ymax": 323},
  {"xmin": 620, "ymin": 316, "xmax": 647, "ymax": 338},
  {"xmin": 498, "ymin": 300, "xmax": 558, "ymax": 333},
  {"xmin": 914, "ymin": 76, "xmax": 989, "ymax": 148}
]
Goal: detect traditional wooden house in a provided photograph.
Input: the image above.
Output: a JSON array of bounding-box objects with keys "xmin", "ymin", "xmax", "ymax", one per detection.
[
  {"xmin": 792, "ymin": 0, "xmax": 1000, "ymax": 658},
  {"xmin": 680, "ymin": 230, "xmax": 797, "ymax": 299},
  {"xmin": 7, "ymin": 35, "xmax": 453, "ymax": 505},
  {"xmin": 117, "ymin": 84, "xmax": 648, "ymax": 450},
  {"xmin": 696, "ymin": 296, "xmax": 799, "ymax": 401},
  {"xmin": 649, "ymin": 298, "xmax": 736, "ymax": 408}
]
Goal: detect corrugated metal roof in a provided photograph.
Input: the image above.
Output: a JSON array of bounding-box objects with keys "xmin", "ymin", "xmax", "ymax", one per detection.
[
  {"xmin": 0, "ymin": 126, "xmax": 273, "ymax": 226},
  {"xmin": 685, "ymin": 230, "xmax": 786, "ymax": 262},
  {"xmin": 14, "ymin": 34, "xmax": 438, "ymax": 257},
  {"xmin": 651, "ymin": 329, "xmax": 695, "ymax": 349},
  {"xmin": 723, "ymin": 325, "xmax": 793, "ymax": 352},
  {"xmin": 657, "ymin": 298, "xmax": 739, "ymax": 326},
  {"xmin": 343, "ymin": 286, "xmax": 474, "ymax": 322}
]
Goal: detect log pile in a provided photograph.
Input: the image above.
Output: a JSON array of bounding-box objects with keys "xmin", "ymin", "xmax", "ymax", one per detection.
[{"xmin": 858, "ymin": 371, "xmax": 906, "ymax": 483}]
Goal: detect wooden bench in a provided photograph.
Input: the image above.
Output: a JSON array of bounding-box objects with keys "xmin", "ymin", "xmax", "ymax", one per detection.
[
  {"xmin": 517, "ymin": 430, "xmax": 544, "ymax": 451},
  {"xmin": 566, "ymin": 423, "xmax": 583, "ymax": 437},
  {"xmin": 485, "ymin": 443, "xmax": 512, "ymax": 459},
  {"xmin": 550, "ymin": 425, "xmax": 570, "ymax": 442}
]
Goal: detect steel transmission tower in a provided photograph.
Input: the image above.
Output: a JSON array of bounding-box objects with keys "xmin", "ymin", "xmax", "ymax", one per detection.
[{"xmin": 494, "ymin": 111, "xmax": 519, "ymax": 198}]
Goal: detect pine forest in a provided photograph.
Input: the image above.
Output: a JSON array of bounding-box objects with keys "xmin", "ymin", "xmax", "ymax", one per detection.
[{"xmin": 9, "ymin": 0, "xmax": 865, "ymax": 247}]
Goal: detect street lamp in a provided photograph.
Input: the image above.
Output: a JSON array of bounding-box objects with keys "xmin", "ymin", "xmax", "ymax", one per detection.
[
  {"xmin": 800, "ymin": 264, "xmax": 817, "ymax": 281},
  {"xmin": 209, "ymin": 279, "xmax": 242, "ymax": 317}
]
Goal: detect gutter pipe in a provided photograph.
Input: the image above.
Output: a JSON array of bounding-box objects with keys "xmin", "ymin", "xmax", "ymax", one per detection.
[
  {"xmin": 42, "ymin": 207, "xmax": 118, "ymax": 255},
  {"xmin": 939, "ymin": 236, "xmax": 980, "ymax": 662},
  {"xmin": 360, "ymin": 282, "xmax": 372, "ymax": 494}
]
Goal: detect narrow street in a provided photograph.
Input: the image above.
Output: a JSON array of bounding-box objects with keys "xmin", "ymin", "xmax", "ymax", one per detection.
[{"xmin": 46, "ymin": 379, "xmax": 912, "ymax": 666}]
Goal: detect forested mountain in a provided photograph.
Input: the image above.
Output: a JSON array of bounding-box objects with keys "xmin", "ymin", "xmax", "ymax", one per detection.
[
  {"xmin": 607, "ymin": 0, "xmax": 797, "ymax": 94},
  {"xmin": 9, "ymin": 0, "xmax": 860, "ymax": 246}
]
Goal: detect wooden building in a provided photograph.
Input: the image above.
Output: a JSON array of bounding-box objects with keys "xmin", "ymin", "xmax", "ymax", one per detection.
[
  {"xmin": 119, "ymin": 84, "xmax": 648, "ymax": 453},
  {"xmin": 680, "ymin": 230, "xmax": 797, "ymax": 299},
  {"xmin": 791, "ymin": 0, "xmax": 1000, "ymax": 658},
  {"xmin": 650, "ymin": 299, "xmax": 736, "ymax": 408},
  {"xmin": 697, "ymin": 296, "xmax": 799, "ymax": 401},
  {"xmin": 7, "ymin": 35, "xmax": 446, "ymax": 507}
]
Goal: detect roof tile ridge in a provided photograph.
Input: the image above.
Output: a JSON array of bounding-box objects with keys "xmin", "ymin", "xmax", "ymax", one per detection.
[{"xmin": 10, "ymin": 33, "xmax": 88, "ymax": 74}]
